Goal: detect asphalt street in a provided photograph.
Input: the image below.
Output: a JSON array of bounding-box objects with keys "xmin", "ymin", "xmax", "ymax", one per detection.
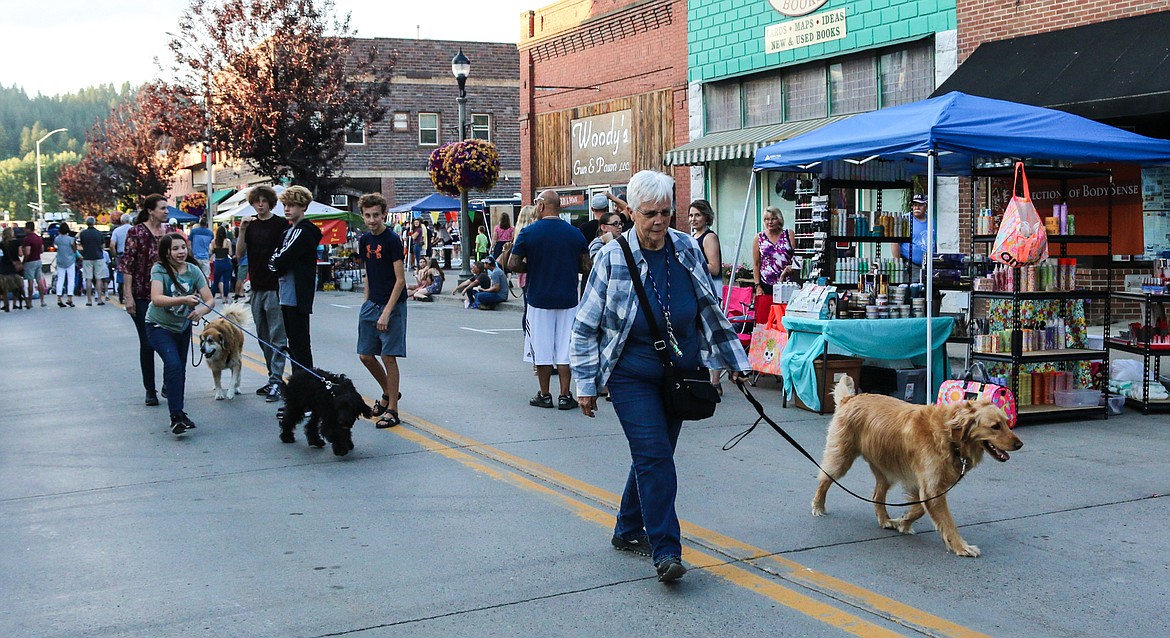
[{"xmin": 1, "ymin": 291, "xmax": 1168, "ymax": 637}]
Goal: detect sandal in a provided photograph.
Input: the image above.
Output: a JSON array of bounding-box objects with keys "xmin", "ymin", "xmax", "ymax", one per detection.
[
  {"xmin": 375, "ymin": 410, "xmax": 400, "ymax": 429},
  {"xmin": 371, "ymin": 393, "xmax": 390, "ymax": 417}
]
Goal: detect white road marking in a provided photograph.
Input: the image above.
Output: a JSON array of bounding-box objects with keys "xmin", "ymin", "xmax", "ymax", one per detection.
[
  {"xmin": 330, "ymin": 304, "xmax": 357, "ymax": 309},
  {"xmin": 460, "ymin": 327, "xmax": 524, "ymax": 335}
]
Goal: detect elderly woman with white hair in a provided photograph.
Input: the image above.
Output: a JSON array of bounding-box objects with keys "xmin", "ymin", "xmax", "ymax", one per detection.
[{"xmin": 571, "ymin": 169, "xmax": 751, "ymax": 583}]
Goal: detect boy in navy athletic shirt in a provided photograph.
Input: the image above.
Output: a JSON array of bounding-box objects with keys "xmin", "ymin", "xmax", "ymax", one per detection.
[{"xmin": 355, "ymin": 193, "xmax": 407, "ymax": 428}]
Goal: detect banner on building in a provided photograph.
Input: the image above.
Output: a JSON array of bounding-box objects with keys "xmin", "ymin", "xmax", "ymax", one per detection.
[
  {"xmin": 765, "ymin": 8, "xmax": 847, "ymax": 54},
  {"xmin": 570, "ymin": 110, "xmax": 633, "ymax": 186}
]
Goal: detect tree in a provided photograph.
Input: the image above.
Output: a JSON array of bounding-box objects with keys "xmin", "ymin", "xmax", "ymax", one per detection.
[
  {"xmin": 167, "ymin": 0, "xmax": 394, "ymax": 194},
  {"xmin": 57, "ymin": 152, "xmax": 119, "ymax": 217},
  {"xmin": 79, "ymin": 83, "xmax": 190, "ymax": 206},
  {"xmin": 0, "ymin": 150, "xmax": 79, "ymax": 218}
]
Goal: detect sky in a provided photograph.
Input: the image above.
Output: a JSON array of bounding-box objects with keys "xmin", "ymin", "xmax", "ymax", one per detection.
[{"xmin": 2, "ymin": 0, "xmax": 539, "ymax": 97}]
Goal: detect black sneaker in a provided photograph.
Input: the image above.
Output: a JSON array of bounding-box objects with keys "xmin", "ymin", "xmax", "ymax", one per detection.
[
  {"xmin": 145, "ymin": 391, "xmax": 160, "ymax": 406},
  {"xmin": 529, "ymin": 392, "xmax": 553, "ymax": 408},
  {"xmin": 656, "ymin": 558, "xmax": 686, "ymax": 582},
  {"xmin": 160, "ymin": 386, "xmax": 168, "ymax": 399},
  {"xmin": 255, "ymin": 383, "xmax": 272, "ymax": 396},
  {"xmin": 611, "ymin": 534, "xmax": 651, "ymax": 557},
  {"xmin": 557, "ymin": 394, "xmax": 578, "ymax": 410},
  {"xmin": 170, "ymin": 414, "xmax": 187, "ymax": 435},
  {"xmin": 265, "ymin": 384, "xmax": 282, "ymax": 403},
  {"xmin": 179, "ymin": 413, "xmax": 196, "ymax": 430}
]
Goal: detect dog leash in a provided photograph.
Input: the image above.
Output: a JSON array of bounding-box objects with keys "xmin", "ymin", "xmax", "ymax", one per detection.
[
  {"xmin": 195, "ymin": 300, "xmax": 329, "ymax": 388},
  {"xmin": 725, "ymin": 382, "xmax": 968, "ymax": 508}
]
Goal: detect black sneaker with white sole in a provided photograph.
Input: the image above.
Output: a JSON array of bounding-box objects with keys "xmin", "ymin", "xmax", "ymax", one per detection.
[
  {"xmin": 611, "ymin": 534, "xmax": 651, "ymax": 557},
  {"xmin": 529, "ymin": 392, "xmax": 553, "ymax": 408},
  {"xmin": 557, "ymin": 394, "xmax": 579, "ymax": 410},
  {"xmin": 655, "ymin": 558, "xmax": 686, "ymax": 582},
  {"xmin": 255, "ymin": 383, "xmax": 272, "ymax": 396},
  {"xmin": 170, "ymin": 414, "xmax": 188, "ymax": 435},
  {"xmin": 265, "ymin": 383, "xmax": 282, "ymax": 403}
]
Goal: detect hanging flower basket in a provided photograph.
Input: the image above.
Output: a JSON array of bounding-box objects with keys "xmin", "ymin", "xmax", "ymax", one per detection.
[
  {"xmin": 428, "ymin": 139, "xmax": 501, "ymax": 196},
  {"xmin": 178, "ymin": 191, "xmax": 207, "ymax": 218}
]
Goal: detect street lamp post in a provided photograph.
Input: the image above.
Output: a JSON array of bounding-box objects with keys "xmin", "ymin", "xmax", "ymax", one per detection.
[
  {"xmin": 452, "ymin": 49, "xmax": 472, "ymax": 282},
  {"xmin": 35, "ymin": 128, "xmax": 68, "ymax": 228}
]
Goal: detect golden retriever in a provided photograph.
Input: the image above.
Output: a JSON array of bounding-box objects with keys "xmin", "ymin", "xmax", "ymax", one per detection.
[
  {"xmin": 198, "ymin": 303, "xmax": 249, "ymax": 400},
  {"xmin": 811, "ymin": 376, "xmax": 1023, "ymax": 557}
]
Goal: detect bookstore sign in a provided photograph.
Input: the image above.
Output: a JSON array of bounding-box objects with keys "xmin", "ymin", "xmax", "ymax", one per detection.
[{"xmin": 765, "ymin": 8, "xmax": 847, "ymax": 54}]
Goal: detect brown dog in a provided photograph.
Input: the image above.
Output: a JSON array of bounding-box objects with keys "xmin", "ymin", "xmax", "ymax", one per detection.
[
  {"xmin": 198, "ymin": 303, "xmax": 249, "ymax": 400},
  {"xmin": 811, "ymin": 376, "xmax": 1023, "ymax": 557}
]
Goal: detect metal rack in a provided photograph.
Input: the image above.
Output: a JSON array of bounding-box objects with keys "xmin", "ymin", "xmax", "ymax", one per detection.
[
  {"xmin": 1106, "ymin": 291, "xmax": 1170, "ymax": 414},
  {"xmin": 967, "ymin": 166, "xmax": 1113, "ymax": 423}
]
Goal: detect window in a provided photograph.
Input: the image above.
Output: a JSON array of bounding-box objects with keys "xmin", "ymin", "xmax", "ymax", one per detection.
[
  {"xmin": 330, "ymin": 195, "xmax": 349, "ymax": 207},
  {"xmin": 829, "ymin": 56, "xmax": 877, "ymax": 115},
  {"xmin": 419, "ymin": 113, "xmax": 440, "ymax": 146},
  {"xmin": 880, "ymin": 45, "xmax": 934, "ymax": 107},
  {"xmin": 344, "ymin": 121, "xmax": 366, "ymax": 145},
  {"xmin": 784, "ymin": 66, "xmax": 826, "ymax": 121},
  {"xmin": 744, "ymin": 74, "xmax": 783, "ymax": 128},
  {"xmin": 704, "ymin": 81, "xmax": 742, "ymax": 133},
  {"xmin": 392, "ymin": 112, "xmax": 409, "ymax": 131},
  {"xmin": 471, "ymin": 114, "xmax": 491, "ymax": 141}
]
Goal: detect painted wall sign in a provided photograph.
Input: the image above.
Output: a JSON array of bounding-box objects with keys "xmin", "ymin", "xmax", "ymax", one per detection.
[
  {"xmin": 570, "ymin": 110, "xmax": 633, "ymax": 186},
  {"xmin": 768, "ymin": 0, "xmax": 830, "ymax": 18},
  {"xmin": 765, "ymin": 8, "xmax": 847, "ymax": 54}
]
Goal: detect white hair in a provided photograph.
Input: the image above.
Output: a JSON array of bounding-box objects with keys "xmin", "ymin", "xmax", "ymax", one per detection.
[
  {"xmin": 121, "ymin": 213, "xmax": 132, "ymax": 224},
  {"xmin": 626, "ymin": 170, "xmax": 675, "ymax": 212}
]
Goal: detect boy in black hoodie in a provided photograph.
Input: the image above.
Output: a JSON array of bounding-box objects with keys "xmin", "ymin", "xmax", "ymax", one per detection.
[{"xmin": 270, "ymin": 185, "xmax": 323, "ymax": 369}]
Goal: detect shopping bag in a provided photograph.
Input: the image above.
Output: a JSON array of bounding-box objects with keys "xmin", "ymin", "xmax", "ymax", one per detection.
[
  {"xmin": 991, "ymin": 162, "xmax": 1049, "ymax": 267},
  {"xmin": 936, "ymin": 362, "xmax": 1018, "ymax": 428},
  {"xmin": 748, "ymin": 311, "xmax": 787, "ymax": 375}
]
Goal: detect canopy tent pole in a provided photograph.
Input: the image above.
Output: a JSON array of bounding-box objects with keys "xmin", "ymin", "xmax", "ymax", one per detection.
[
  {"xmin": 926, "ymin": 149, "xmax": 936, "ymax": 395},
  {"xmin": 724, "ymin": 170, "xmax": 759, "ymax": 311}
]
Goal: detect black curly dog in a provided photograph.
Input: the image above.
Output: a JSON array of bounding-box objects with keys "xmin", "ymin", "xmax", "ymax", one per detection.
[{"xmin": 279, "ymin": 368, "xmax": 372, "ymax": 456}]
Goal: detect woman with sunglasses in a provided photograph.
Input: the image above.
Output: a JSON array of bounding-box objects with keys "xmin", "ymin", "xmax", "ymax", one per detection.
[
  {"xmin": 572, "ymin": 170, "xmax": 751, "ymax": 583},
  {"xmin": 587, "ymin": 212, "xmax": 625, "ymax": 263}
]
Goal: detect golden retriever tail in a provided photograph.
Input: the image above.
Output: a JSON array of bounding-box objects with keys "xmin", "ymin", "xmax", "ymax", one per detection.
[
  {"xmin": 833, "ymin": 375, "xmax": 857, "ymax": 408},
  {"xmin": 217, "ymin": 302, "xmax": 253, "ymax": 329}
]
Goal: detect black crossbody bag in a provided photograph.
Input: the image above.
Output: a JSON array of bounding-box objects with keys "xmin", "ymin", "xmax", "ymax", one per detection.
[{"xmin": 616, "ymin": 235, "xmax": 720, "ymax": 421}]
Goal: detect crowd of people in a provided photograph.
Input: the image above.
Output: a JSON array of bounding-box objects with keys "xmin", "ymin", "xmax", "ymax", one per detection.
[{"xmin": 3, "ymin": 169, "xmax": 771, "ymax": 585}]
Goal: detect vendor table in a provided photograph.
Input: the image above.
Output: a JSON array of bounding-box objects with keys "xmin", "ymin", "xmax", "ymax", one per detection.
[{"xmin": 781, "ymin": 316, "xmax": 954, "ymax": 412}]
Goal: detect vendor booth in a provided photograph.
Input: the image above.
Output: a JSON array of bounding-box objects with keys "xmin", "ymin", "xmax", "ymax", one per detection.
[{"xmin": 741, "ymin": 92, "xmax": 1170, "ymax": 415}]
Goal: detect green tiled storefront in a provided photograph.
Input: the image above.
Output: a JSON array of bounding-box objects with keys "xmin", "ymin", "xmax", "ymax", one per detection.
[{"xmin": 689, "ymin": 0, "xmax": 955, "ymax": 84}]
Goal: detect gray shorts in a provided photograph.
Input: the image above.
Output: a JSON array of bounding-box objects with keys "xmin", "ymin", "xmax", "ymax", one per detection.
[
  {"xmin": 82, "ymin": 259, "xmax": 109, "ymax": 280},
  {"xmin": 23, "ymin": 260, "xmax": 42, "ymax": 281},
  {"xmin": 357, "ymin": 299, "xmax": 406, "ymax": 357}
]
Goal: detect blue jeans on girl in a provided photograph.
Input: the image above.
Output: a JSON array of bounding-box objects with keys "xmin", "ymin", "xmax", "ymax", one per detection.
[{"xmin": 145, "ymin": 323, "xmax": 191, "ymax": 417}]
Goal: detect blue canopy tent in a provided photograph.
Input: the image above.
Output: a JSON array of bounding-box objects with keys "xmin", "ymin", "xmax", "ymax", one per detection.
[
  {"xmin": 388, "ymin": 193, "xmax": 461, "ymax": 215},
  {"xmin": 165, "ymin": 206, "xmax": 200, "ymax": 224},
  {"xmin": 740, "ymin": 91, "xmax": 1170, "ymax": 401}
]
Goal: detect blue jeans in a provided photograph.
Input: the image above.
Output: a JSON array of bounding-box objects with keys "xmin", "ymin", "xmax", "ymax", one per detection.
[
  {"xmin": 212, "ymin": 258, "xmax": 233, "ymax": 297},
  {"xmin": 130, "ymin": 299, "xmax": 158, "ymax": 392},
  {"xmin": 145, "ymin": 323, "xmax": 191, "ymax": 417},
  {"xmin": 608, "ymin": 369, "xmax": 683, "ymax": 565},
  {"xmin": 474, "ymin": 290, "xmax": 508, "ymax": 307}
]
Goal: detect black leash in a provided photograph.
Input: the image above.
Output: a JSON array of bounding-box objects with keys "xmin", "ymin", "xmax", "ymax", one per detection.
[
  {"xmin": 724, "ymin": 382, "xmax": 968, "ymax": 507},
  {"xmin": 196, "ymin": 301, "xmax": 329, "ymax": 388}
]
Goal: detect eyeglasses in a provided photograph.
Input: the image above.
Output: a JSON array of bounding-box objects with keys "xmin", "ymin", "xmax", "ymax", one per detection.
[
  {"xmin": 636, "ymin": 208, "xmax": 672, "ymax": 218},
  {"xmin": 533, "ymin": 197, "xmax": 545, "ymax": 205}
]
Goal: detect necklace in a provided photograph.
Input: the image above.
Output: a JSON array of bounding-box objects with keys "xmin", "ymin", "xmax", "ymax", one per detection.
[{"xmin": 642, "ymin": 246, "xmax": 683, "ymax": 358}]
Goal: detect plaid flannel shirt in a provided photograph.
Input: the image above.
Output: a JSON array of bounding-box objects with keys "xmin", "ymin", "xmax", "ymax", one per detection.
[{"xmin": 571, "ymin": 227, "xmax": 750, "ymax": 397}]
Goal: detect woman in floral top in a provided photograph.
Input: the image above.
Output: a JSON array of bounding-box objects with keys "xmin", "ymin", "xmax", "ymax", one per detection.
[
  {"xmin": 118, "ymin": 194, "xmax": 173, "ymax": 406},
  {"xmin": 752, "ymin": 206, "xmax": 795, "ymax": 296}
]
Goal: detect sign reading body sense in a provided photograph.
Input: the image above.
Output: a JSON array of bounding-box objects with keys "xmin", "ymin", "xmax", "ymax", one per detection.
[
  {"xmin": 765, "ymin": 8, "xmax": 847, "ymax": 54},
  {"xmin": 571, "ymin": 110, "xmax": 633, "ymax": 186}
]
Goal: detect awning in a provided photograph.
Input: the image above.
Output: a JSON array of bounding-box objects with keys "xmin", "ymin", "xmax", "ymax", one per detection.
[
  {"xmin": 209, "ymin": 189, "xmax": 236, "ymax": 207},
  {"xmin": 933, "ymin": 11, "xmax": 1170, "ymax": 120},
  {"xmin": 663, "ymin": 115, "xmax": 852, "ymax": 166}
]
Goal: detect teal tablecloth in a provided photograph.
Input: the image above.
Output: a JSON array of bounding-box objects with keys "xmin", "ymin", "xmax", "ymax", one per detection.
[{"xmin": 780, "ymin": 316, "xmax": 954, "ymax": 411}]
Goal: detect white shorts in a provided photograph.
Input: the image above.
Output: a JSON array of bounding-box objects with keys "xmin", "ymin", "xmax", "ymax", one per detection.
[{"xmin": 524, "ymin": 306, "xmax": 577, "ymax": 366}]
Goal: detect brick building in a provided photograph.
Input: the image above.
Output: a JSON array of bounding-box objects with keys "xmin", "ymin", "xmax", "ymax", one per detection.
[
  {"xmin": 170, "ymin": 37, "xmax": 521, "ymax": 212},
  {"xmin": 936, "ymin": 3, "xmax": 1170, "ymax": 319},
  {"xmin": 518, "ymin": 0, "xmax": 690, "ymax": 225},
  {"xmin": 335, "ymin": 38, "xmax": 521, "ymax": 209}
]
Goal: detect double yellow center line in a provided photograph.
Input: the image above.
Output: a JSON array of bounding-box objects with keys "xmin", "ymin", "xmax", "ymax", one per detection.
[{"xmin": 232, "ymin": 349, "xmax": 986, "ymax": 637}]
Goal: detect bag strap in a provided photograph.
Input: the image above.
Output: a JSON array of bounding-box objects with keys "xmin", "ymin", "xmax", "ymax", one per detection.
[
  {"xmin": 962, "ymin": 361, "xmax": 992, "ymax": 385},
  {"xmin": 1013, "ymin": 161, "xmax": 1032, "ymax": 201},
  {"xmin": 724, "ymin": 383, "xmax": 968, "ymax": 507},
  {"xmin": 616, "ymin": 235, "xmax": 673, "ymax": 369}
]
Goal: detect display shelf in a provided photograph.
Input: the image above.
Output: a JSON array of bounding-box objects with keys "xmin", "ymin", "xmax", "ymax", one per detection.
[
  {"xmin": 947, "ymin": 335, "xmax": 974, "ymax": 344},
  {"xmin": 1107, "ymin": 291, "xmax": 1167, "ymax": 414},
  {"xmin": 971, "ymin": 290, "xmax": 1109, "ymax": 300},
  {"xmin": 1124, "ymin": 396, "xmax": 1170, "ymax": 412},
  {"xmin": 1111, "ymin": 291, "xmax": 1170, "ymax": 303},
  {"xmin": 828, "ymin": 235, "xmax": 911, "ymax": 243},
  {"xmin": 1016, "ymin": 403, "xmax": 1106, "ymax": 422},
  {"xmin": 1106, "ymin": 339, "xmax": 1170, "ymax": 355},
  {"xmin": 972, "ymin": 348, "xmax": 1107, "ymax": 364},
  {"xmin": 973, "ymin": 234, "xmax": 1110, "ymax": 244}
]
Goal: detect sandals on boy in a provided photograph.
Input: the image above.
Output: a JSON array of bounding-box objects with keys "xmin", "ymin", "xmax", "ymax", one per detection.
[{"xmin": 375, "ymin": 410, "xmax": 401, "ymax": 429}]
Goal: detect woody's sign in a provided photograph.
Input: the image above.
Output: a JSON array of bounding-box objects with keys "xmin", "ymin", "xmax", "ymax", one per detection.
[{"xmin": 570, "ymin": 110, "xmax": 633, "ymax": 186}]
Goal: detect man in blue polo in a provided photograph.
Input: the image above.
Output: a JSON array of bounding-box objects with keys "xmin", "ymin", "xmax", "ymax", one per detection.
[{"xmin": 506, "ymin": 190, "xmax": 589, "ymax": 410}]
